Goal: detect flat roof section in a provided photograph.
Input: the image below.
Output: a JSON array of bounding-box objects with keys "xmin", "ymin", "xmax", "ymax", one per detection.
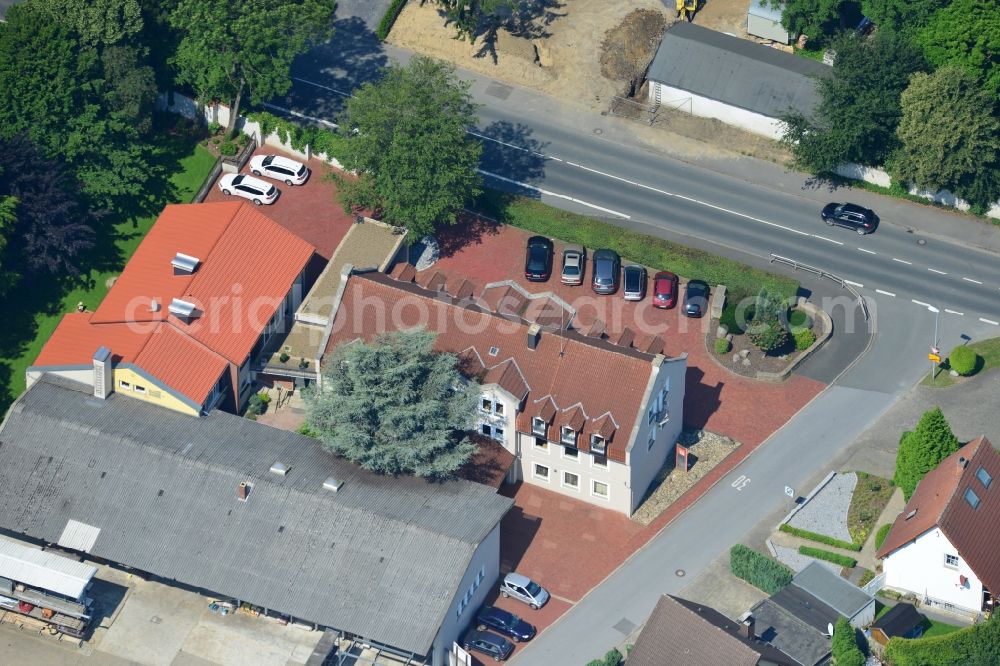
[{"xmin": 0, "ymin": 537, "xmax": 97, "ymax": 599}]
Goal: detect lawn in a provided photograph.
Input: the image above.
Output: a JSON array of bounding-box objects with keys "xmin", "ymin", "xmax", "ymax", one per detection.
[
  {"xmin": 921, "ymin": 618, "xmax": 964, "ymax": 638},
  {"xmin": 922, "ymin": 337, "xmax": 1000, "ymax": 388},
  {"xmin": 847, "ymin": 472, "xmax": 895, "ymax": 545},
  {"xmin": 0, "ymin": 126, "xmax": 216, "ymax": 410}
]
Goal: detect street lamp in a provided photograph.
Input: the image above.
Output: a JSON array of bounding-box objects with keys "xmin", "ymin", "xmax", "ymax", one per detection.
[{"xmin": 927, "ymin": 305, "xmax": 940, "ymax": 380}]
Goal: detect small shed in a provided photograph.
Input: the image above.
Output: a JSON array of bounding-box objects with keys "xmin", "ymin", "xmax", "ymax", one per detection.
[
  {"xmin": 792, "ymin": 562, "xmax": 877, "ymax": 629},
  {"xmin": 748, "ymin": 0, "xmax": 791, "ymax": 44},
  {"xmin": 871, "ymin": 603, "xmax": 926, "ymax": 646}
]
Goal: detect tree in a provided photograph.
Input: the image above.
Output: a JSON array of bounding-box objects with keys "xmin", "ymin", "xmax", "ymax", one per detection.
[
  {"xmin": 917, "ymin": 0, "xmax": 1000, "ymax": 98},
  {"xmin": 0, "ymin": 195, "xmax": 18, "ymax": 295},
  {"xmin": 893, "ymin": 66, "xmax": 1000, "ymax": 212},
  {"xmin": 101, "ymin": 45, "xmax": 158, "ymax": 135},
  {"xmin": 41, "ymin": 0, "xmax": 143, "ymax": 46},
  {"xmin": 169, "ymin": 0, "xmax": 335, "ymax": 136},
  {"xmin": 831, "ymin": 617, "xmax": 866, "ymax": 666},
  {"xmin": 305, "ymin": 330, "xmax": 479, "ymax": 479},
  {"xmin": 769, "ymin": 0, "xmax": 852, "ymax": 43},
  {"xmin": 335, "ymin": 56, "xmax": 483, "ymax": 239},
  {"xmin": 860, "ymin": 0, "xmax": 947, "ymax": 34},
  {"xmin": 781, "ymin": 32, "xmax": 925, "ymax": 172},
  {"xmin": 746, "ymin": 288, "xmax": 789, "ymax": 353},
  {"xmin": 427, "ymin": 0, "xmax": 560, "ymax": 59},
  {"xmin": 894, "ymin": 407, "xmax": 960, "ymax": 500}
]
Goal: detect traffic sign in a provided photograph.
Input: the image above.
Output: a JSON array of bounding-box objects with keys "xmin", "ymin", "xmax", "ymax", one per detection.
[
  {"xmin": 928, "ymin": 353, "xmax": 941, "ymax": 362},
  {"xmin": 931, "ymin": 346, "xmax": 940, "ymax": 355},
  {"xmin": 785, "ymin": 486, "xmax": 795, "ymax": 498}
]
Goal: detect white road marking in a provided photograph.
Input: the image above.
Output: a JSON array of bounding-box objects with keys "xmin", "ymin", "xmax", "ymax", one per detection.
[
  {"xmin": 911, "ymin": 299, "xmax": 932, "ymax": 308},
  {"xmin": 892, "ymin": 258, "xmax": 912, "ymax": 265},
  {"xmin": 812, "ymin": 235, "xmax": 844, "ymax": 246},
  {"xmin": 260, "ymin": 103, "xmax": 338, "ymax": 128},
  {"xmin": 468, "ymin": 130, "xmax": 557, "ymax": 160},
  {"xmin": 844, "ymin": 280, "xmax": 864, "ymax": 288},
  {"xmin": 875, "ymin": 289, "xmax": 896, "ymax": 297},
  {"xmin": 478, "ymin": 170, "xmax": 631, "ymax": 219},
  {"xmin": 945, "ymin": 309, "xmax": 964, "ymax": 315},
  {"xmin": 927, "ymin": 268, "xmax": 947, "ymax": 275},
  {"xmin": 858, "ymin": 248, "xmax": 877, "ymax": 255},
  {"xmin": 980, "ymin": 318, "xmax": 1000, "ymax": 326},
  {"xmin": 963, "ymin": 277, "xmax": 984, "ymax": 285},
  {"xmin": 292, "ymin": 77, "xmax": 350, "ymax": 97}
]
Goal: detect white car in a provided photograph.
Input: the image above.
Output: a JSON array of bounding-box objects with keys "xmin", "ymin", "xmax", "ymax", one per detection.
[
  {"xmin": 218, "ymin": 174, "xmax": 279, "ymax": 205},
  {"xmin": 249, "ymin": 155, "xmax": 309, "ymax": 185}
]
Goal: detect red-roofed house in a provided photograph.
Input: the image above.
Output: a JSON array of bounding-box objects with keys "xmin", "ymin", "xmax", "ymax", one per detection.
[
  {"xmin": 877, "ymin": 436, "xmax": 1000, "ymax": 615},
  {"xmin": 28, "ymin": 202, "xmax": 315, "ymax": 416},
  {"xmin": 322, "ymin": 269, "xmax": 688, "ymax": 515}
]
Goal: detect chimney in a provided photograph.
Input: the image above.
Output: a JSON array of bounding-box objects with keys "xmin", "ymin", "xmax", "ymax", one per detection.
[
  {"xmin": 527, "ymin": 323, "xmax": 541, "ymax": 350},
  {"xmin": 958, "ymin": 456, "xmax": 969, "ymax": 468},
  {"xmin": 739, "ymin": 613, "xmax": 755, "ymax": 640},
  {"xmin": 150, "ymin": 298, "xmax": 161, "ymax": 313},
  {"xmin": 238, "ymin": 481, "xmax": 252, "ymax": 501},
  {"xmin": 93, "ymin": 346, "xmax": 113, "ymax": 399}
]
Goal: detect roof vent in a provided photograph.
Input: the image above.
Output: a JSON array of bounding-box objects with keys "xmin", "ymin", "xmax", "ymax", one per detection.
[
  {"xmin": 171, "ymin": 252, "xmax": 200, "ymax": 274},
  {"xmin": 150, "ymin": 298, "xmax": 161, "ymax": 312},
  {"xmin": 905, "ymin": 509, "xmax": 917, "ymax": 520},
  {"xmin": 527, "ymin": 324, "xmax": 541, "ymax": 350},
  {"xmin": 958, "ymin": 456, "xmax": 969, "ymax": 468},
  {"xmin": 168, "ymin": 298, "xmax": 198, "ymax": 320},
  {"xmin": 323, "ymin": 477, "xmax": 342, "ymax": 492},
  {"xmin": 270, "ymin": 462, "xmax": 289, "ymax": 476}
]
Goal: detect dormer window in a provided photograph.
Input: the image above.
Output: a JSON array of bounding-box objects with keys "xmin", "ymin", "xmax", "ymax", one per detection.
[
  {"xmin": 532, "ymin": 417, "xmax": 546, "ymax": 437},
  {"xmin": 590, "ymin": 434, "xmax": 607, "ymax": 456},
  {"xmin": 560, "ymin": 426, "xmax": 576, "ymax": 446}
]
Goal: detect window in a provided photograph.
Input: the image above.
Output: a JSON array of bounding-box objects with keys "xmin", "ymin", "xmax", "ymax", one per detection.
[
  {"xmin": 533, "ymin": 464, "xmax": 549, "ymax": 481},
  {"xmin": 945, "ymin": 554, "xmax": 960, "ymax": 568},
  {"xmin": 647, "ymin": 432, "xmax": 656, "ymax": 451},
  {"xmin": 481, "ymin": 424, "xmax": 491, "ymax": 436},
  {"xmin": 534, "ymin": 437, "xmax": 548, "ymax": 451},
  {"xmin": 592, "ymin": 454, "xmax": 607, "ymax": 467},
  {"xmin": 133, "ymin": 385, "xmax": 147, "ymax": 394},
  {"xmin": 965, "ymin": 487, "xmax": 981, "ymax": 509},
  {"xmin": 481, "ymin": 396, "xmax": 504, "ymax": 415},
  {"xmin": 494, "ymin": 426, "xmax": 505, "ymax": 441},
  {"xmin": 532, "ymin": 417, "xmax": 546, "ymax": 436},
  {"xmin": 560, "ymin": 426, "xmax": 576, "ymax": 445},
  {"xmin": 481, "ymin": 397, "xmax": 493, "ymax": 412},
  {"xmin": 592, "ymin": 480, "xmax": 609, "ymax": 499},
  {"xmin": 590, "ymin": 435, "xmax": 607, "ymax": 456},
  {"xmin": 494, "ymin": 401, "xmax": 505, "ymax": 416},
  {"xmin": 480, "ymin": 424, "xmax": 504, "ymax": 442},
  {"xmin": 563, "ymin": 446, "xmax": 579, "ymax": 460},
  {"xmin": 977, "ymin": 466, "xmax": 993, "ymax": 489},
  {"xmin": 647, "ymin": 407, "xmax": 655, "ymax": 425},
  {"xmin": 119, "ymin": 380, "xmax": 131, "ymax": 390},
  {"xmin": 563, "ymin": 471, "xmax": 579, "ymax": 490}
]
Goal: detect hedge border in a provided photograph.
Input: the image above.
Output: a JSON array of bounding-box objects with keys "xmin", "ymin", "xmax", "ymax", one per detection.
[
  {"xmin": 779, "ymin": 523, "xmax": 862, "ymax": 551},
  {"xmin": 875, "ymin": 523, "xmax": 893, "ymax": 550},
  {"xmin": 730, "ymin": 544, "xmax": 793, "ymax": 595},
  {"xmin": 799, "ymin": 545, "xmax": 858, "ymax": 568},
  {"xmin": 376, "ymin": 0, "xmax": 408, "ymax": 41}
]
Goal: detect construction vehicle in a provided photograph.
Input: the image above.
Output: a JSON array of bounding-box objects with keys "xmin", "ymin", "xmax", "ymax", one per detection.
[{"xmin": 676, "ymin": 0, "xmax": 699, "ymax": 22}]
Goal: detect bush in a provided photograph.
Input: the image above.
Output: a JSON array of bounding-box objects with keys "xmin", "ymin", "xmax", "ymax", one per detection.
[
  {"xmin": 885, "ymin": 613, "xmax": 1000, "ymax": 666},
  {"xmin": 832, "ymin": 617, "xmax": 866, "ymax": 666},
  {"xmin": 949, "ymin": 345, "xmax": 979, "ymax": 376},
  {"xmin": 297, "ymin": 423, "xmax": 318, "ymax": 438},
  {"xmin": 376, "ymin": 0, "xmax": 408, "ymax": 40},
  {"xmin": 219, "ymin": 141, "xmax": 238, "ymax": 156},
  {"xmin": 279, "ymin": 351, "xmax": 290, "ymax": 363},
  {"xmin": 748, "ymin": 318, "xmax": 788, "ymax": 352},
  {"xmin": 789, "ymin": 308, "xmax": 812, "ymax": 330},
  {"xmin": 875, "ymin": 523, "xmax": 893, "ymax": 550},
  {"xmin": 730, "ymin": 544, "xmax": 793, "ymax": 594},
  {"xmin": 779, "ymin": 523, "xmax": 862, "ymax": 551},
  {"xmin": 247, "ymin": 111, "xmax": 350, "ymax": 161},
  {"xmin": 858, "ymin": 568, "xmax": 876, "ymax": 587},
  {"xmin": 208, "ymin": 121, "xmax": 222, "ymax": 135},
  {"xmin": 714, "ymin": 338, "xmax": 731, "ymax": 354},
  {"xmin": 793, "ymin": 328, "xmax": 817, "ymax": 351},
  {"xmin": 211, "ymin": 137, "xmax": 221, "ymax": 145},
  {"xmin": 720, "ymin": 301, "xmax": 746, "ymax": 334},
  {"xmin": 256, "ymin": 390, "xmax": 271, "ymax": 405},
  {"xmin": 798, "ymin": 545, "xmax": 857, "ymax": 568},
  {"xmin": 585, "ymin": 649, "xmax": 624, "ymax": 666}
]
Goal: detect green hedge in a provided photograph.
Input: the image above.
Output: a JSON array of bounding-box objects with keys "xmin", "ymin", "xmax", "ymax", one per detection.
[
  {"xmin": 477, "ymin": 191, "xmax": 799, "ymax": 301},
  {"xmin": 376, "ymin": 0, "xmax": 408, "ymax": 40},
  {"xmin": 875, "ymin": 523, "xmax": 893, "ymax": 550},
  {"xmin": 779, "ymin": 523, "xmax": 863, "ymax": 551},
  {"xmin": 885, "ymin": 613, "xmax": 1000, "ymax": 666},
  {"xmin": 730, "ymin": 544, "xmax": 793, "ymax": 595},
  {"xmin": 246, "ymin": 110, "xmax": 350, "ymax": 162},
  {"xmin": 832, "ymin": 617, "xmax": 866, "ymax": 666},
  {"xmin": 798, "ymin": 545, "xmax": 857, "ymax": 568}
]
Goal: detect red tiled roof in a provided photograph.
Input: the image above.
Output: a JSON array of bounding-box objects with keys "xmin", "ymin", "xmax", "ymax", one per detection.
[
  {"xmin": 32, "ymin": 313, "xmax": 148, "ymax": 367},
  {"xmin": 133, "ymin": 324, "xmax": 230, "ymax": 405},
  {"xmin": 458, "ymin": 435, "xmax": 516, "ymax": 489},
  {"xmin": 483, "ymin": 359, "xmax": 529, "ymax": 401},
  {"xmin": 323, "ymin": 272, "xmax": 659, "ymax": 463},
  {"xmin": 879, "ymin": 437, "xmax": 1000, "ymax": 592}
]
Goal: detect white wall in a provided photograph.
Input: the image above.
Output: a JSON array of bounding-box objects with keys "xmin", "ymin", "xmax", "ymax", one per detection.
[
  {"xmin": 432, "ymin": 523, "xmax": 501, "ymax": 666},
  {"xmin": 649, "ymin": 82, "xmax": 785, "ymax": 140},
  {"xmin": 883, "ymin": 527, "xmax": 983, "ymax": 613},
  {"xmin": 835, "ymin": 164, "xmax": 1000, "ymax": 219},
  {"xmin": 26, "ymin": 368, "xmax": 94, "ymax": 390},
  {"xmin": 476, "ymin": 388, "xmax": 516, "ymax": 452}
]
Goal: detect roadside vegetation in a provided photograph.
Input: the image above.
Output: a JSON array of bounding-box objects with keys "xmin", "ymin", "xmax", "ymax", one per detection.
[
  {"xmin": 923, "ymin": 337, "xmax": 1000, "ymax": 387},
  {"xmin": 477, "ymin": 191, "xmax": 799, "ymax": 301},
  {"xmin": 885, "ymin": 612, "xmax": 1000, "ymax": 665},
  {"xmin": 894, "ymin": 407, "xmax": 960, "ymax": 500}
]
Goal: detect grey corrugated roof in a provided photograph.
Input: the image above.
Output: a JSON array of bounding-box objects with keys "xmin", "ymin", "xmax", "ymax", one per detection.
[
  {"xmin": 791, "ymin": 562, "xmax": 873, "ymax": 618},
  {"xmin": 646, "ymin": 22, "xmax": 829, "ymax": 118},
  {"xmin": 0, "ymin": 376, "xmax": 513, "ymax": 656}
]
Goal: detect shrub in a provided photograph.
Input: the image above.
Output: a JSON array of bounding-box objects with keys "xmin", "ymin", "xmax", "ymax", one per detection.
[
  {"xmin": 832, "ymin": 617, "xmax": 866, "ymax": 666},
  {"xmin": 779, "ymin": 523, "xmax": 862, "ymax": 551},
  {"xmin": 208, "ymin": 121, "xmax": 222, "ymax": 135},
  {"xmin": 256, "ymin": 390, "xmax": 271, "ymax": 405},
  {"xmin": 279, "ymin": 351, "xmax": 290, "ymax": 363},
  {"xmin": 715, "ymin": 338, "xmax": 731, "ymax": 354},
  {"xmin": 376, "ymin": 0, "xmax": 408, "ymax": 40},
  {"xmin": 789, "ymin": 308, "xmax": 812, "ymax": 330},
  {"xmin": 586, "ymin": 649, "xmax": 624, "ymax": 666},
  {"xmin": 297, "ymin": 423, "xmax": 318, "ymax": 438},
  {"xmin": 949, "ymin": 345, "xmax": 979, "ymax": 376},
  {"xmin": 748, "ymin": 319, "xmax": 788, "ymax": 352},
  {"xmin": 720, "ymin": 301, "xmax": 747, "ymax": 334},
  {"xmin": 219, "ymin": 141, "xmax": 238, "ymax": 156},
  {"xmin": 793, "ymin": 328, "xmax": 816, "ymax": 351},
  {"xmin": 247, "ymin": 111, "xmax": 350, "ymax": 161},
  {"xmin": 875, "ymin": 523, "xmax": 893, "ymax": 550},
  {"xmin": 858, "ymin": 568, "xmax": 876, "ymax": 587},
  {"xmin": 730, "ymin": 544, "xmax": 793, "ymax": 594},
  {"xmin": 798, "ymin": 545, "xmax": 857, "ymax": 568},
  {"xmin": 211, "ymin": 137, "xmax": 221, "ymax": 145},
  {"xmin": 884, "ymin": 612, "xmax": 1000, "ymax": 666}
]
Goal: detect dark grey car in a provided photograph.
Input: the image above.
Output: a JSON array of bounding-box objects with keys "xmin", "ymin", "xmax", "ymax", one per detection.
[
  {"xmin": 684, "ymin": 280, "xmax": 710, "ymax": 318},
  {"xmin": 591, "ymin": 249, "xmax": 621, "ymax": 295},
  {"xmin": 821, "ymin": 202, "xmax": 877, "ymax": 235}
]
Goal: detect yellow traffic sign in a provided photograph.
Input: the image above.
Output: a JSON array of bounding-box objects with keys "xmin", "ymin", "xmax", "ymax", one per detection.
[{"xmin": 928, "ymin": 353, "xmax": 941, "ymax": 362}]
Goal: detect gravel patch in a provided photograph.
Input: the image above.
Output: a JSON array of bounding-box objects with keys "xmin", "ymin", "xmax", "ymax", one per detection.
[
  {"xmin": 632, "ymin": 429, "xmax": 739, "ymax": 526},
  {"xmin": 787, "ymin": 472, "xmax": 857, "ymax": 543},
  {"xmin": 771, "ymin": 543, "xmax": 842, "ymax": 575}
]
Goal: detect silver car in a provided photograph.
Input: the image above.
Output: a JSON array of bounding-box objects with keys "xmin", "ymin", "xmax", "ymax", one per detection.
[
  {"xmin": 561, "ymin": 245, "xmax": 585, "ymax": 285},
  {"xmin": 500, "ymin": 572, "xmax": 549, "ymax": 610},
  {"xmin": 623, "ymin": 264, "xmax": 647, "ymax": 301}
]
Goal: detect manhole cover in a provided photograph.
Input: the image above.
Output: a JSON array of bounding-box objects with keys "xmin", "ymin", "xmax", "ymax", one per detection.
[
  {"xmin": 917, "ymin": 238, "xmax": 927, "ymax": 245},
  {"xmin": 150, "ymin": 615, "xmax": 162, "ymax": 624},
  {"xmin": 675, "ymin": 569, "xmax": 686, "ymax": 577},
  {"xmin": 593, "ymin": 128, "xmax": 603, "ymax": 135}
]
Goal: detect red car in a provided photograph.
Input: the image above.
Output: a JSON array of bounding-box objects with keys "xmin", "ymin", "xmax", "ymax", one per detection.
[{"xmin": 652, "ymin": 271, "xmax": 679, "ymax": 309}]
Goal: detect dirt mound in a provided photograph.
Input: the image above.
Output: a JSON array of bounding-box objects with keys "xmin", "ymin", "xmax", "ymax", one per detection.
[{"xmin": 600, "ymin": 8, "xmax": 671, "ymax": 96}]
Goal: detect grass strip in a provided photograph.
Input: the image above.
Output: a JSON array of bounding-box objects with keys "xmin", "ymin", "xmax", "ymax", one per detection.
[{"xmin": 799, "ymin": 545, "xmax": 857, "ymax": 568}]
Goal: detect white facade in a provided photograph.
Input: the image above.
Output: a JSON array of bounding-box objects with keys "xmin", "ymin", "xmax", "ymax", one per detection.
[
  {"xmin": 649, "ymin": 82, "xmax": 786, "ymax": 140},
  {"xmin": 883, "ymin": 527, "xmax": 984, "ymax": 614},
  {"xmin": 431, "ymin": 523, "xmax": 501, "ymax": 666}
]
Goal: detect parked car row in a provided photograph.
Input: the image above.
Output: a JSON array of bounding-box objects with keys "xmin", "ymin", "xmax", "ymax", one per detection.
[
  {"xmin": 524, "ymin": 237, "xmax": 709, "ymax": 316},
  {"xmin": 462, "ymin": 573, "xmax": 548, "ymax": 661},
  {"xmin": 217, "ymin": 155, "xmax": 310, "ymax": 206}
]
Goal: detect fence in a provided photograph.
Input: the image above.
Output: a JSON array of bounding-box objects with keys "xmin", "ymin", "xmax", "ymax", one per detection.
[
  {"xmin": 769, "ymin": 253, "xmax": 869, "ymax": 320},
  {"xmin": 863, "ymin": 572, "xmax": 885, "ymax": 596},
  {"xmin": 191, "ymin": 158, "xmax": 223, "ymax": 203}
]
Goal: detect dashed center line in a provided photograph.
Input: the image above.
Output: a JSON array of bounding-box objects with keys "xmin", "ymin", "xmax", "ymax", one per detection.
[
  {"xmin": 844, "ymin": 280, "xmax": 864, "ymax": 288},
  {"xmin": 875, "ymin": 289, "xmax": 896, "ymax": 297},
  {"xmin": 945, "ymin": 309, "xmax": 964, "ymax": 316},
  {"xmin": 963, "ymin": 277, "xmax": 984, "ymax": 285},
  {"xmin": 812, "ymin": 235, "xmax": 844, "ymax": 246},
  {"xmin": 892, "ymin": 258, "xmax": 912, "ymax": 265},
  {"xmin": 927, "ymin": 268, "xmax": 947, "ymax": 275},
  {"xmin": 857, "ymin": 248, "xmax": 877, "ymax": 255},
  {"xmin": 981, "ymin": 318, "xmax": 1000, "ymax": 326},
  {"xmin": 911, "ymin": 299, "xmax": 932, "ymax": 308},
  {"xmin": 478, "ymin": 170, "xmax": 630, "ymax": 219}
]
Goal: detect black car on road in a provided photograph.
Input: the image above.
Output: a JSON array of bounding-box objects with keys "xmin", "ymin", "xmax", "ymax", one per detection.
[
  {"xmin": 684, "ymin": 280, "xmax": 710, "ymax": 318},
  {"xmin": 463, "ymin": 629, "xmax": 514, "ymax": 661},
  {"xmin": 524, "ymin": 236, "xmax": 554, "ymax": 282},
  {"xmin": 821, "ymin": 202, "xmax": 877, "ymax": 235},
  {"xmin": 476, "ymin": 606, "xmax": 536, "ymax": 642},
  {"xmin": 591, "ymin": 249, "xmax": 621, "ymax": 294}
]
